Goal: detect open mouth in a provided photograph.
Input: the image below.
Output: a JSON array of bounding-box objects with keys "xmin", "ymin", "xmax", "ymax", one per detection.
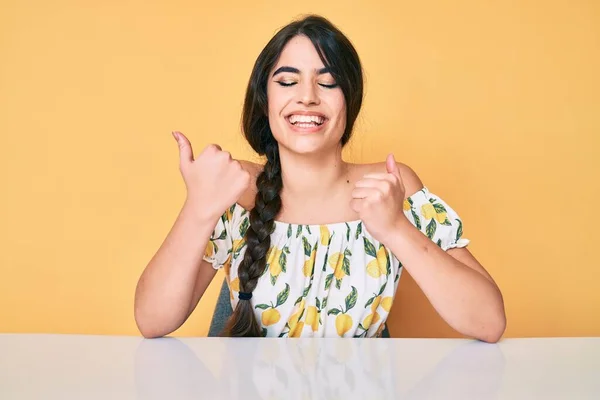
[{"xmin": 286, "ymin": 114, "xmax": 327, "ymax": 128}]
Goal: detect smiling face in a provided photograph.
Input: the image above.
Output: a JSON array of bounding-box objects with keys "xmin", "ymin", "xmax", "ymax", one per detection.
[{"xmin": 266, "ymin": 35, "xmax": 347, "ymax": 156}]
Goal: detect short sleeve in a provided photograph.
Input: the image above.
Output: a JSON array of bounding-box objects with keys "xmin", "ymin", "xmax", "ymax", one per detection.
[
  {"xmin": 403, "ymin": 187, "xmax": 470, "ymax": 251},
  {"xmin": 203, "ymin": 207, "xmax": 234, "ymax": 270}
]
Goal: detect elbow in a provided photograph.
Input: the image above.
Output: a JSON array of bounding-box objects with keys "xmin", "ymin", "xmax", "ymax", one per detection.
[
  {"xmin": 134, "ymin": 307, "xmax": 172, "ymax": 339},
  {"xmin": 476, "ymin": 310, "xmax": 507, "ymax": 344}
]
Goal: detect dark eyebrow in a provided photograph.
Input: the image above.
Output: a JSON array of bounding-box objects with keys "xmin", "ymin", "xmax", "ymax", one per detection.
[{"xmin": 272, "ymin": 66, "xmax": 332, "ymax": 77}]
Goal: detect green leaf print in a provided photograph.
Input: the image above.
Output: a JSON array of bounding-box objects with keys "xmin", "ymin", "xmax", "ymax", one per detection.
[
  {"xmin": 255, "ymin": 304, "xmax": 270, "ymax": 310},
  {"xmin": 302, "ymin": 283, "xmax": 312, "ymax": 297},
  {"xmin": 212, "ymin": 241, "xmax": 219, "ymax": 256},
  {"xmin": 287, "ymin": 224, "xmax": 292, "ymax": 238},
  {"xmin": 426, "ymin": 218, "xmax": 437, "ymax": 239},
  {"xmin": 302, "ymin": 236, "xmax": 311, "ymax": 257},
  {"xmin": 217, "ymin": 229, "xmax": 227, "ymax": 240},
  {"xmin": 378, "ymin": 282, "xmax": 387, "ymax": 296},
  {"xmin": 276, "ymin": 283, "xmax": 290, "ymax": 307},
  {"xmin": 456, "ymin": 219, "xmax": 463, "ymax": 240},
  {"xmin": 411, "ymin": 209, "xmax": 421, "ymax": 230},
  {"xmin": 262, "ymin": 328, "xmax": 268, "ymax": 337},
  {"xmin": 322, "ymin": 297, "xmax": 328, "ymax": 309},
  {"xmin": 270, "ymin": 274, "xmax": 277, "ymax": 286},
  {"xmin": 342, "ymin": 256, "xmax": 351, "ymax": 276},
  {"xmin": 335, "ymin": 278, "xmax": 342, "ymax": 290},
  {"xmin": 344, "ymin": 248, "xmax": 353, "ymax": 257},
  {"xmin": 365, "ymin": 296, "xmax": 374, "ymax": 308},
  {"xmin": 316, "ymin": 298, "xmax": 321, "ymax": 310},
  {"xmin": 280, "ymin": 249, "xmax": 287, "ymax": 273},
  {"xmin": 294, "ymin": 296, "xmax": 303, "ymax": 306},
  {"xmin": 345, "ymin": 286, "xmax": 358, "ymax": 312},
  {"xmin": 363, "ymin": 237, "xmax": 377, "ymax": 258},
  {"xmin": 296, "ymin": 225, "xmax": 302, "ymax": 238},
  {"xmin": 355, "ymin": 222, "xmax": 362, "ymax": 239},
  {"xmin": 408, "ymin": 197, "xmax": 414, "ymax": 205},
  {"xmin": 437, "ymin": 238, "xmax": 442, "ymax": 247},
  {"xmin": 306, "ymin": 225, "xmax": 312, "ymax": 234},
  {"xmin": 385, "ymin": 249, "xmax": 391, "ymax": 276},
  {"xmin": 325, "ymin": 273, "xmax": 334, "ymax": 290},
  {"xmin": 429, "ymin": 198, "xmax": 436, "ymax": 203},
  {"xmin": 328, "ymin": 308, "xmax": 341, "ymax": 316},
  {"xmin": 433, "ymin": 203, "xmax": 447, "ymax": 213},
  {"xmin": 239, "ymin": 217, "xmax": 249, "ymax": 237},
  {"xmin": 345, "ymin": 222, "xmax": 350, "ymax": 241}
]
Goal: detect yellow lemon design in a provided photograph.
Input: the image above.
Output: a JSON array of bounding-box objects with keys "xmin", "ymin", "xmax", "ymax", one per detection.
[
  {"xmin": 381, "ymin": 297, "xmax": 393, "ymax": 312},
  {"xmin": 204, "ymin": 241, "xmax": 215, "ymax": 258},
  {"xmin": 230, "ymin": 277, "xmax": 240, "ymax": 292},
  {"xmin": 268, "ymin": 248, "xmax": 283, "ymax": 276},
  {"xmin": 362, "ymin": 313, "xmax": 374, "ymax": 330},
  {"xmin": 371, "ymin": 296, "xmax": 382, "ymax": 312},
  {"xmin": 320, "ymin": 225, "xmax": 330, "ymax": 246},
  {"xmin": 261, "ymin": 308, "xmax": 281, "ymax": 326},
  {"xmin": 335, "ymin": 314, "xmax": 353, "ymax": 336},
  {"xmin": 435, "ymin": 211, "xmax": 448, "ymax": 224},
  {"xmin": 306, "ymin": 306, "xmax": 319, "ymax": 332},
  {"xmin": 403, "ymin": 199, "xmax": 411, "ymax": 211},
  {"xmin": 329, "ymin": 252, "xmax": 345, "ymax": 279},
  {"xmin": 303, "ymin": 249, "xmax": 316, "ymax": 277},
  {"xmin": 376, "ymin": 246, "xmax": 388, "ymax": 275},
  {"xmin": 421, "ymin": 203, "xmax": 436, "ymax": 220},
  {"xmin": 367, "ymin": 259, "xmax": 382, "ymax": 278},
  {"xmin": 290, "ymin": 322, "xmax": 304, "ymax": 337}
]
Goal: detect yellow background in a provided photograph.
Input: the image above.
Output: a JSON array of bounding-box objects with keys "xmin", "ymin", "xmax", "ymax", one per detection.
[{"xmin": 1, "ymin": 0, "xmax": 598, "ymax": 338}]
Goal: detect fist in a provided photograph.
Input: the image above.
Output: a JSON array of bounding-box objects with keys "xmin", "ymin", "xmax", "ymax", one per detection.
[
  {"xmin": 173, "ymin": 131, "xmax": 250, "ymax": 221},
  {"xmin": 350, "ymin": 154, "xmax": 407, "ymax": 245}
]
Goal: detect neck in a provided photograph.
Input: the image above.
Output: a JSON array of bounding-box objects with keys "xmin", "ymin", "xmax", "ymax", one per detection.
[{"xmin": 277, "ymin": 145, "xmax": 349, "ymax": 205}]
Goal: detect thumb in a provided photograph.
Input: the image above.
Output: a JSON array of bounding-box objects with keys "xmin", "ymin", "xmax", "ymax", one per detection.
[
  {"xmin": 386, "ymin": 154, "xmax": 400, "ymax": 178},
  {"xmin": 173, "ymin": 131, "xmax": 194, "ymax": 163}
]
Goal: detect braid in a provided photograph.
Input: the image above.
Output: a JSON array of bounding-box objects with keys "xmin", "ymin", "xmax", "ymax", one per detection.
[{"xmin": 223, "ymin": 142, "xmax": 282, "ymax": 337}]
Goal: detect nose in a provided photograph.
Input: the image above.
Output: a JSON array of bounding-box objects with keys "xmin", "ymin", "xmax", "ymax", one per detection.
[{"xmin": 296, "ymin": 81, "xmax": 320, "ymax": 106}]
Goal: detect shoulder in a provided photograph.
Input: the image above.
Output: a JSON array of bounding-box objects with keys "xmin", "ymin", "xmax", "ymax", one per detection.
[
  {"xmin": 353, "ymin": 160, "xmax": 424, "ymax": 198},
  {"xmin": 236, "ymin": 160, "xmax": 263, "ymax": 210}
]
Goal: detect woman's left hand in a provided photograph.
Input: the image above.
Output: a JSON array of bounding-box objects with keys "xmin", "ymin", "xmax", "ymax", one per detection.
[{"xmin": 350, "ymin": 154, "xmax": 408, "ymax": 245}]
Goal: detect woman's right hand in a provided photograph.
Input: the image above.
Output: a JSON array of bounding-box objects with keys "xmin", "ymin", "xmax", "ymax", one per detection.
[{"xmin": 172, "ymin": 131, "xmax": 250, "ymax": 222}]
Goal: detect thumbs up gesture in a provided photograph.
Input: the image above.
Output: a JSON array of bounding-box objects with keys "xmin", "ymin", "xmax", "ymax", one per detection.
[{"xmin": 350, "ymin": 154, "xmax": 407, "ymax": 244}]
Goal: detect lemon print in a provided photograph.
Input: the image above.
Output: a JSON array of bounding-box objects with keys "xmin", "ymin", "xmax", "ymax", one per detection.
[
  {"xmin": 223, "ymin": 254, "xmax": 232, "ymax": 276},
  {"xmin": 230, "ymin": 277, "xmax": 240, "ymax": 292},
  {"xmin": 435, "ymin": 211, "xmax": 448, "ymax": 224},
  {"xmin": 403, "ymin": 199, "xmax": 411, "ymax": 211},
  {"xmin": 320, "ymin": 225, "xmax": 330, "ymax": 246},
  {"xmin": 381, "ymin": 297, "xmax": 393, "ymax": 312},
  {"xmin": 367, "ymin": 259, "xmax": 383, "ymax": 278},
  {"xmin": 204, "ymin": 241, "xmax": 215, "ymax": 258},
  {"xmin": 421, "ymin": 203, "xmax": 437, "ymax": 220},
  {"xmin": 288, "ymin": 300, "xmax": 305, "ymax": 334},
  {"xmin": 335, "ymin": 314, "xmax": 353, "ymax": 336},
  {"xmin": 303, "ymin": 249, "xmax": 316, "ymax": 277},
  {"xmin": 268, "ymin": 248, "xmax": 283, "ymax": 276},
  {"xmin": 262, "ymin": 308, "xmax": 281, "ymax": 326},
  {"xmin": 306, "ymin": 306, "xmax": 319, "ymax": 332},
  {"xmin": 328, "ymin": 252, "xmax": 345, "ymax": 279},
  {"xmin": 367, "ymin": 246, "xmax": 388, "ymax": 278},
  {"xmin": 290, "ymin": 322, "xmax": 304, "ymax": 337},
  {"xmin": 371, "ymin": 296, "xmax": 382, "ymax": 312},
  {"xmin": 362, "ymin": 312, "xmax": 379, "ymax": 329}
]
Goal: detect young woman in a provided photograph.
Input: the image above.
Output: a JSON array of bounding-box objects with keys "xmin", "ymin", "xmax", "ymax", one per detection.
[{"xmin": 134, "ymin": 15, "xmax": 506, "ymax": 341}]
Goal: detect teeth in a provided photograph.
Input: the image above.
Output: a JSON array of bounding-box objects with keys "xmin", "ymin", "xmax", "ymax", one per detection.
[{"xmin": 288, "ymin": 114, "xmax": 325, "ymax": 125}]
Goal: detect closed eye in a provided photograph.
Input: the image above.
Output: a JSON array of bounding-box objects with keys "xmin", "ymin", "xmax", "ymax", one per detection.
[{"xmin": 276, "ymin": 81, "xmax": 339, "ymax": 89}]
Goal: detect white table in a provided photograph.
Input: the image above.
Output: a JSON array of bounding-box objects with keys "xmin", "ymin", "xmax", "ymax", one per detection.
[{"xmin": 0, "ymin": 334, "xmax": 598, "ymax": 399}]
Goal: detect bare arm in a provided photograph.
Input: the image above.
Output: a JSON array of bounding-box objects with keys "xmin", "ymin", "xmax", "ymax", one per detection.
[
  {"xmin": 133, "ymin": 131, "xmax": 253, "ymax": 338},
  {"xmin": 134, "ymin": 203, "xmax": 219, "ymax": 338},
  {"xmin": 391, "ymin": 164, "xmax": 506, "ymax": 343}
]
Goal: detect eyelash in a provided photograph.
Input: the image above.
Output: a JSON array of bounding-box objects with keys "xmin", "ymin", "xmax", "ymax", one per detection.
[{"xmin": 277, "ymin": 81, "xmax": 339, "ymax": 89}]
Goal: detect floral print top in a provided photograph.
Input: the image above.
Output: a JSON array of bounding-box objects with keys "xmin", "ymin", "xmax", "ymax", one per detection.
[{"xmin": 203, "ymin": 187, "xmax": 469, "ymax": 338}]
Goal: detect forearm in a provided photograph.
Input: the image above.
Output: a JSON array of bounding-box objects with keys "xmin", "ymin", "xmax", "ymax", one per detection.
[
  {"xmin": 388, "ymin": 219, "xmax": 505, "ymax": 343},
  {"xmin": 134, "ymin": 201, "xmax": 218, "ymax": 337}
]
